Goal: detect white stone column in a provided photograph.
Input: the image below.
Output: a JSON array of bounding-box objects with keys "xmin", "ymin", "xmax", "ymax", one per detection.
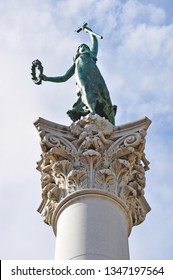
[
  {"xmin": 54, "ymin": 191, "xmax": 131, "ymax": 260},
  {"xmin": 34, "ymin": 114, "xmax": 151, "ymax": 260}
]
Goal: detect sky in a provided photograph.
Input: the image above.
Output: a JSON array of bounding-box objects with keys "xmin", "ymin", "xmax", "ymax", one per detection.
[{"xmin": 0, "ymin": 0, "xmax": 173, "ymax": 260}]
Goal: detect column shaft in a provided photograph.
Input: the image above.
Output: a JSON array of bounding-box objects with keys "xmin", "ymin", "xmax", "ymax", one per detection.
[{"xmin": 54, "ymin": 193, "xmax": 130, "ymax": 260}]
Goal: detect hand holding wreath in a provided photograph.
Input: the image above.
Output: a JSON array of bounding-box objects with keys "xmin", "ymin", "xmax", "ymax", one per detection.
[{"xmin": 31, "ymin": 59, "xmax": 44, "ymax": 85}]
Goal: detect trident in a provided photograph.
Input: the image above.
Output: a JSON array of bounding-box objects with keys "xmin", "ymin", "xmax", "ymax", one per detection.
[{"xmin": 76, "ymin": 22, "xmax": 103, "ymax": 39}]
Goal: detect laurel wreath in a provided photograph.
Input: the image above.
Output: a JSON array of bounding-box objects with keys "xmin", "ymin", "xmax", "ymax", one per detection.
[{"xmin": 31, "ymin": 59, "xmax": 43, "ymax": 85}]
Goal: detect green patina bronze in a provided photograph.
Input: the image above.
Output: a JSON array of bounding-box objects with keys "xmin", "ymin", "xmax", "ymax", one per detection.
[{"xmin": 40, "ymin": 23, "xmax": 116, "ymax": 125}]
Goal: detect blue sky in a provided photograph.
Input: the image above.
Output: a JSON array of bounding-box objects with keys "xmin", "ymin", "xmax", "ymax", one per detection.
[{"xmin": 0, "ymin": 0, "xmax": 173, "ymax": 259}]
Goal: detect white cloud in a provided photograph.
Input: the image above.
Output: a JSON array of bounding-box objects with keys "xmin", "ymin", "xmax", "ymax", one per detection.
[
  {"xmin": 105, "ymin": 19, "xmax": 173, "ymax": 124},
  {"xmin": 120, "ymin": 0, "xmax": 166, "ymax": 26}
]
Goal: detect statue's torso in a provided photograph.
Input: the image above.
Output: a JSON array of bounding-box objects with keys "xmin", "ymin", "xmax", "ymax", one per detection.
[
  {"xmin": 74, "ymin": 52, "xmax": 115, "ymax": 125},
  {"xmin": 75, "ymin": 52, "xmax": 109, "ymax": 97}
]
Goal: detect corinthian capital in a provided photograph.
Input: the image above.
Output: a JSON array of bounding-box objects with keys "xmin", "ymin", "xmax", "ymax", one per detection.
[{"xmin": 34, "ymin": 114, "xmax": 151, "ymax": 230}]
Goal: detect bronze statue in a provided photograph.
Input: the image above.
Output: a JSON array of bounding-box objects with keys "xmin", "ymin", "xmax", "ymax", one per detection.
[{"xmin": 31, "ymin": 23, "xmax": 116, "ymax": 125}]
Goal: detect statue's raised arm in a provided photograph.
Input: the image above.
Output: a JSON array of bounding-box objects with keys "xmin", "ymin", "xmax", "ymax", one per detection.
[
  {"xmin": 76, "ymin": 22, "xmax": 100, "ymax": 58},
  {"xmin": 31, "ymin": 23, "xmax": 116, "ymax": 125}
]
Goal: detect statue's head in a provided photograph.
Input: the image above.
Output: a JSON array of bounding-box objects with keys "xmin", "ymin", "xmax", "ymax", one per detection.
[
  {"xmin": 77, "ymin": 44, "xmax": 90, "ymax": 54},
  {"xmin": 74, "ymin": 43, "xmax": 96, "ymax": 62}
]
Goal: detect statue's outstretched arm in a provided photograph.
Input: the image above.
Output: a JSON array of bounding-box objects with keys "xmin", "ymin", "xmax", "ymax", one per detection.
[{"xmin": 42, "ymin": 64, "xmax": 75, "ymax": 83}]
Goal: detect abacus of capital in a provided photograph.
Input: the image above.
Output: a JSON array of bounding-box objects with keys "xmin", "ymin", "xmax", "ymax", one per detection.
[{"xmin": 34, "ymin": 113, "xmax": 151, "ymax": 260}]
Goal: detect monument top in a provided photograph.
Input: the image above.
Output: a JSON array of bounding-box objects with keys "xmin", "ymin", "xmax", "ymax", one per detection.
[{"xmin": 31, "ymin": 23, "xmax": 116, "ymax": 125}]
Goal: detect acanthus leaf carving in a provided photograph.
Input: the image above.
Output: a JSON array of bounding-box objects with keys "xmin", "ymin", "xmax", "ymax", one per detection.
[
  {"xmin": 95, "ymin": 169, "xmax": 116, "ymax": 193},
  {"xmin": 67, "ymin": 169, "xmax": 87, "ymax": 192},
  {"xmin": 83, "ymin": 149, "xmax": 101, "ymax": 188}
]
